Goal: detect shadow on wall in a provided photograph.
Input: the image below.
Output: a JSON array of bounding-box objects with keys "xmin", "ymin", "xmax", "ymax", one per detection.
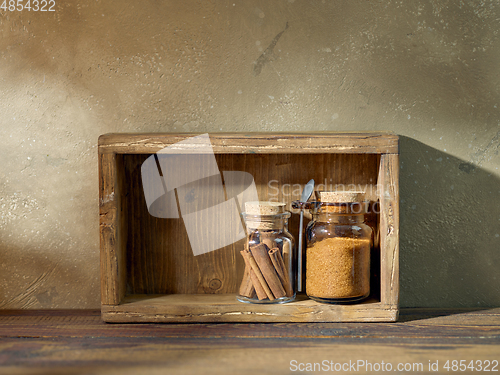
[{"xmin": 399, "ymin": 136, "xmax": 500, "ymax": 308}]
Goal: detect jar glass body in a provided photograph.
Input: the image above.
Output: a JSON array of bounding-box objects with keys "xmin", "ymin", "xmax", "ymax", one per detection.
[
  {"xmin": 237, "ymin": 213, "xmax": 296, "ymax": 304},
  {"xmin": 305, "ymin": 206, "xmax": 372, "ymax": 303}
]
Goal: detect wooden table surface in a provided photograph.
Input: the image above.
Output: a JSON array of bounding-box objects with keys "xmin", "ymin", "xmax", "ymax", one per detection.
[{"xmin": 0, "ymin": 308, "xmax": 499, "ymax": 374}]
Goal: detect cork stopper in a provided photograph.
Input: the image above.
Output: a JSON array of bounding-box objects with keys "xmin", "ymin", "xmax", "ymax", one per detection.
[
  {"xmin": 317, "ymin": 191, "xmax": 366, "ymax": 214},
  {"xmin": 318, "ymin": 191, "xmax": 365, "ymax": 203},
  {"xmin": 244, "ymin": 201, "xmax": 287, "ymax": 230},
  {"xmin": 245, "ymin": 201, "xmax": 285, "ymax": 215}
]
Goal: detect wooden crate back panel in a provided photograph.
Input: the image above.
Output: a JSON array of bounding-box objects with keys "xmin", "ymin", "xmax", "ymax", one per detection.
[{"xmin": 119, "ymin": 153, "xmax": 381, "ymax": 295}]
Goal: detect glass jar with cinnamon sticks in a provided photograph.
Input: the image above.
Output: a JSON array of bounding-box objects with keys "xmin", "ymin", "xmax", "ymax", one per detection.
[
  {"xmin": 295, "ymin": 191, "xmax": 372, "ymax": 304},
  {"xmin": 237, "ymin": 201, "xmax": 296, "ymax": 304}
]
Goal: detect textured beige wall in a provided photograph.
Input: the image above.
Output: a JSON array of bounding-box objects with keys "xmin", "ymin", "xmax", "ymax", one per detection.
[{"xmin": 0, "ymin": 0, "xmax": 499, "ymax": 309}]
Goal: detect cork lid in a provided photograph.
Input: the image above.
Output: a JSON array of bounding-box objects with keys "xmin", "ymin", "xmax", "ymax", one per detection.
[
  {"xmin": 245, "ymin": 201, "xmax": 286, "ymax": 215},
  {"xmin": 318, "ymin": 191, "xmax": 365, "ymax": 203}
]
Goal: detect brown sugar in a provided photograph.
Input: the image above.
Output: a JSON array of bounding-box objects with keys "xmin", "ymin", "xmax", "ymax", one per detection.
[{"xmin": 306, "ymin": 237, "xmax": 370, "ymax": 299}]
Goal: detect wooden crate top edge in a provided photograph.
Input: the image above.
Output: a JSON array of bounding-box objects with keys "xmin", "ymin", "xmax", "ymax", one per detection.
[{"xmin": 98, "ymin": 132, "xmax": 399, "ymax": 154}]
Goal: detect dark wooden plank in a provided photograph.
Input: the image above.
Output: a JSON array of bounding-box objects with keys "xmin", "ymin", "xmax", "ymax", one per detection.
[
  {"xmin": 0, "ymin": 310, "xmax": 499, "ymax": 375},
  {"xmin": 0, "ymin": 336, "xmax": 498, "ymax": 375},
  {"xmin": 1, "ymin": 309, "xmax": 500, "ymax": 339}
]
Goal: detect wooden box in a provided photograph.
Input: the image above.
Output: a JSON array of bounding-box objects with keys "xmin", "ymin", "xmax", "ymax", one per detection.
[{"xmin": 99, "ymin": 132, "xmax": 399, "ymax": 322}]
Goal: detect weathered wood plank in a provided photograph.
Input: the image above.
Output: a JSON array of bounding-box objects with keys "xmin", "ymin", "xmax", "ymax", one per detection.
[
  {"xmin": 0, "ymin": 334, "xmax": 499, "ymax": 375},
  {"xmin": 98, "ymin": 132, "xmax": 399, "ymax": 154},
  {"xmin": 378, "ymin": 153, "xmax": 400, "ymax": 307},
  {"xmin": 1, "ymin": 309, "xmax": 500, "ymax": 339},
  {"xmin": 101, "ymin": 294, "xmax": 397, "ymax": 323},
  {"xmin": 99, "ymin": 153, "xmax": 126, "ymax": 305}
]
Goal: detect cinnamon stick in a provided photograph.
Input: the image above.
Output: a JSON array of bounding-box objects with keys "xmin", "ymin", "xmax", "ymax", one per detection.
[
  {"xmin": 261, "ymin": 234, "xmax": 275, "ymax": 252},
  {"xmin": 248, "ymin": 229, "xmax": 274, "ymax": 250},
  {"xmin": 249, "ymin": 243, "xmax": 286, "ymax": 299},
  {"xmin": 249, "ymin": 268, "xmax": 268, "ymax": 300},
  {"xmin": 238, "ymin": 266, "xmax": 256, "ymax": 298},
  {"xmin": 268, "ymin": 247, "xmax": 293, "ymax": 297},
  {"xmin": 240, "ymin": 249, "xmax": 273, "ymax": 300}
]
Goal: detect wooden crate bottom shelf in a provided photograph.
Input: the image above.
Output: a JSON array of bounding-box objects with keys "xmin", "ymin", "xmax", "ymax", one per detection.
[{"xmin": 102, "ymin": 294, "xmax": 398, "ymax": 323}]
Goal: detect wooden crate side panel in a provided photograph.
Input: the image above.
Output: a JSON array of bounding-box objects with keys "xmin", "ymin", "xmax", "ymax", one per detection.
[
  {"xmin": 99, "ymin": 153, "xmax": 126, "ymax": 305},
  {"xmin": 378, "ymin": 154, "xmax": 400, "ymax": 307},
  {"xmin": 98, "ymin": 133, "xmax": 399, "ymax": 154}
]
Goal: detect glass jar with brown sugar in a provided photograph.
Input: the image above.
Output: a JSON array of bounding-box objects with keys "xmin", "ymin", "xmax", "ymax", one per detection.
[
  {"xmin": 304, "ymin": 191, "xmax": 372, "ymax": 304},
  {"xmin": 237, "ymin": 201, "xmax": 296, "ymax": 304}
]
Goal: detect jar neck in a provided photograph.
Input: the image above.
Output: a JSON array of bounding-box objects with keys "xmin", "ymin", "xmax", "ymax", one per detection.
[
  {"xmin": 246, "ymin": 218, "xmax": 288, "ymax": 231},
  {"xmin": 244, "ymin": 212, "xmax": 290, "ymax": 231},
  {"xmin": 314, "ymin": 212, "xmax": 365, "ymax": 224}
]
